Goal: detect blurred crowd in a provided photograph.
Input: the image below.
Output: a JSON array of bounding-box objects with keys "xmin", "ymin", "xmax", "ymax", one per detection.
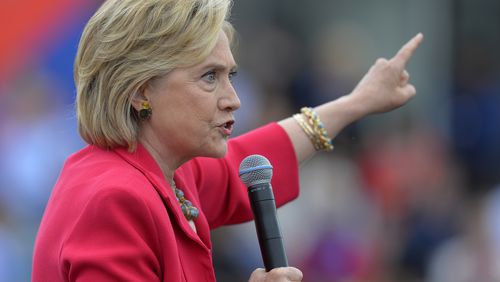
[{"xmin": 1, "ymin": 0, "xmax": 499, "ymax": 281}]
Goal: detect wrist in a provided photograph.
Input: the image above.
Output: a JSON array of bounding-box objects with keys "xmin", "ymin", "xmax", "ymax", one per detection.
[
  {"xmin": 342, "ymin": 91, "xmax": 372, "ymax": 119},
  {"xmin": 315, "ymin": 94, "xmax": 367, "ymax": 135}
]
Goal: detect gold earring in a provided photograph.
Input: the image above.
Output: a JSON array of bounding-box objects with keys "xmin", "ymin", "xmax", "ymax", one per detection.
[{"xmin": 139, "ymin": 101, "xmax": 152, "ymax": 120}]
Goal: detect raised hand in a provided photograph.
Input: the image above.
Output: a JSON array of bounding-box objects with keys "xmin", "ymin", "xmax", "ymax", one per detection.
[{"xmin": 349, "ymin": 33, "xmax": 424, "ymax": 115}]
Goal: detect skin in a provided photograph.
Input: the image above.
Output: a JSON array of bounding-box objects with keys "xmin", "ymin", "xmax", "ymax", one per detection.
[
  {"xmin": 249, "ymin": 267, "xmax": 303, "ymax": 282},
  {"xmin": 134, "ymin": 29, "xmax": 424, "ymax": 282}
]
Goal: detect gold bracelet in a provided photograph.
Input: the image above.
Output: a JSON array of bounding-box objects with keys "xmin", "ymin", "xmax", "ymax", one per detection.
[
  {"xmin": 300, "ymin": 107, "xmax": 334, "ymax": 152},
  {"xmin": 293, "ymin": 114, "xmax": 321, "ymax": 151}
]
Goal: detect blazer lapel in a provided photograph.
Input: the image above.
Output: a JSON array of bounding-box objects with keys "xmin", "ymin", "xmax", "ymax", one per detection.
[{"xmin": 113, "ymin": 145, "xmax": 209, "ymax": 250}]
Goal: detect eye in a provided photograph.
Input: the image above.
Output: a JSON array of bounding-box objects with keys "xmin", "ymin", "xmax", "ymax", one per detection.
[
  {"xmin": 202, "ymin": 71, "xmax": 217, "ymax": 83},
  {"xmin": 228, "ymin": 71, "xmax": 238, "ymax": 83}
]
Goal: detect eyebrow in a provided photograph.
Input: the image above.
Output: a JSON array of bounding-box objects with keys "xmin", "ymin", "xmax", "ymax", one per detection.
[{"xmin": 200, "ymin": 62, "xmax": 238, "ymax": 72}]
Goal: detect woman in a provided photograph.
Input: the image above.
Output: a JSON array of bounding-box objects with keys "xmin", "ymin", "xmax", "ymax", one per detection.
[{"xmin": 32, "ymin": 0, "xmax": 423, "ymax": 281}]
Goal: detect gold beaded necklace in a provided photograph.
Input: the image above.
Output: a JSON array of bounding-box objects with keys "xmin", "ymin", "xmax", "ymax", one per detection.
[{"xmin": 170, "ymin": 181, "xmax": 199, "ymax": 221}]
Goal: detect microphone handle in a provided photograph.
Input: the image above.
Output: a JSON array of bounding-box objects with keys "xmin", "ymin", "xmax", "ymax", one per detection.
[{"xmin": 248, "ymin": 183, "xmax": 288, "ymax": 271}]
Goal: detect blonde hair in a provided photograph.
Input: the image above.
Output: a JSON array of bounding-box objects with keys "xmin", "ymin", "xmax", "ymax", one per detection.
[{"xmin": 75, "ymin": 0, "xmax": 234, "ymax": 151}]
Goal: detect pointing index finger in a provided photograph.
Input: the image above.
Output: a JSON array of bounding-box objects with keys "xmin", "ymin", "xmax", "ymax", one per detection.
[{"xmin": 390, "ymin": 33, "xmax": 424, "ymax": 70}]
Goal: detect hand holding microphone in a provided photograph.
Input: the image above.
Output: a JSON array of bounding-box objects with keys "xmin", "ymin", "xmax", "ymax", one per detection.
[{"xmin": 249, "ymin": 267, "xmax": 303, "ymax": 282}]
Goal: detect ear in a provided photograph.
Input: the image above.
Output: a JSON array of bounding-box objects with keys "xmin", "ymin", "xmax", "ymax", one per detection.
[{"xmin": 131, "ymin": 83, "xmax": 150, "ymax": 111}]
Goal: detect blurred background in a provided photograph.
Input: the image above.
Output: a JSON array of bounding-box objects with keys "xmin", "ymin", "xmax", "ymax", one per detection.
[{"xmin": 0, "ymin": 0, "xmax": 499, "ymax": 281}]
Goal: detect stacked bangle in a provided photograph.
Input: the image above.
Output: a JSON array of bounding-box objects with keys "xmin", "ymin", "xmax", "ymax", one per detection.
[{"xmin": 293, "ymin": 107, "xmax": 334, "ymax": 152}]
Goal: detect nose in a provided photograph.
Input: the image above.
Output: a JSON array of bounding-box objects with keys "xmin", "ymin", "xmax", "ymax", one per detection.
[{"xmin": 218, "ymin": 82, "xmax": 241, "ymax": 112}]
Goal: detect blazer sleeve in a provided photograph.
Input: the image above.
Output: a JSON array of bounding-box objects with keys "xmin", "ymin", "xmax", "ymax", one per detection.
[
  {"xmin": 190, "ymin": 123, "xmax": 300, "ymax": 229},
  {"xmin": 59, "ymin": 187, "xmax": 162, "ymax": 281}
]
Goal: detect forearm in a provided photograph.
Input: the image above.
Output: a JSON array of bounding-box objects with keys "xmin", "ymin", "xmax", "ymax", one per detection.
[{"xmin": 278, "ymin": 94, "xmax": 365, "ymax": 164}]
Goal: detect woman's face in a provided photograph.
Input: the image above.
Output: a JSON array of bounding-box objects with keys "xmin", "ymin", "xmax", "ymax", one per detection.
[{"xmin": 142, "ymin": 30, "xmax": 240, "ymax": 160}]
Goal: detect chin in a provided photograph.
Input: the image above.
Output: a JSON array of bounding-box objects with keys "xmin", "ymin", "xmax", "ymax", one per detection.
[{"xmin": 200, "ymin": 142, "xmax": 228, "ymax": 159}]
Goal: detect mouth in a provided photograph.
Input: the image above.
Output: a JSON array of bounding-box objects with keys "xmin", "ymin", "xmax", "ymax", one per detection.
[{"xmin": 218, "ymin": 120, "xmax": 235, "ymax": 137}]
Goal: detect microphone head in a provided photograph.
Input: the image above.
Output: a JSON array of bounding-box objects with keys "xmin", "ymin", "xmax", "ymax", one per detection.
[{"xmin": 239, "ymin": 154, "xmax": 273, "ymax": 187}]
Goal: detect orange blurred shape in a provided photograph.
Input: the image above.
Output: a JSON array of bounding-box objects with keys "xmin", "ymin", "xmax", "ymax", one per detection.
[{"xmin": 0, "ymin": 0, "xmax": 94, "ymax": 84}]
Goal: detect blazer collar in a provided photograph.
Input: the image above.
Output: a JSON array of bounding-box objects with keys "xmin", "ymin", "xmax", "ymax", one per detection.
[{"xmin": 113, "ymin": 143, "xmax": 210, "ymax": 250}]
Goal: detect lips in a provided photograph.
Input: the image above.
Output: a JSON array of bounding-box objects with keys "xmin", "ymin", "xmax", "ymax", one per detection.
[{"xmin": 218, "ymin": 120, "xmax": 235, "ymax": 136}]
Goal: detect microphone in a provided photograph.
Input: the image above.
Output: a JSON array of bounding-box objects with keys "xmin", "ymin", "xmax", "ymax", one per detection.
[{"xmin": 239, "ymin": 154, "xmax": 288, "ymax": 271}]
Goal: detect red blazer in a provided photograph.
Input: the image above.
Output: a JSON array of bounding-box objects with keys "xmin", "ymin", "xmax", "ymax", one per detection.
[{"xmin": 33, "ymin": 123, "xmax": 300, "ymax": 281}]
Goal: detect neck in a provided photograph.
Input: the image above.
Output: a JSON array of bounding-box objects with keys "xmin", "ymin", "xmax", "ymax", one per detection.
[{"xmin": 139, "ymin": 136, "xmax": 186, "ymax": 184}]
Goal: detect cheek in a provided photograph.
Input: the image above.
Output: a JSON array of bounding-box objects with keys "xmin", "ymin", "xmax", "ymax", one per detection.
[{"xmin": 191, "ymin": 99, "xmax": 218, "ymax": 121}]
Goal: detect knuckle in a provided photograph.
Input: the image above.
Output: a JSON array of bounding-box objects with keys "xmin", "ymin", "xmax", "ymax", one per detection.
[{"xmin": 375, "ymin": 57, "xmax": 388, "ymax": 65}]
